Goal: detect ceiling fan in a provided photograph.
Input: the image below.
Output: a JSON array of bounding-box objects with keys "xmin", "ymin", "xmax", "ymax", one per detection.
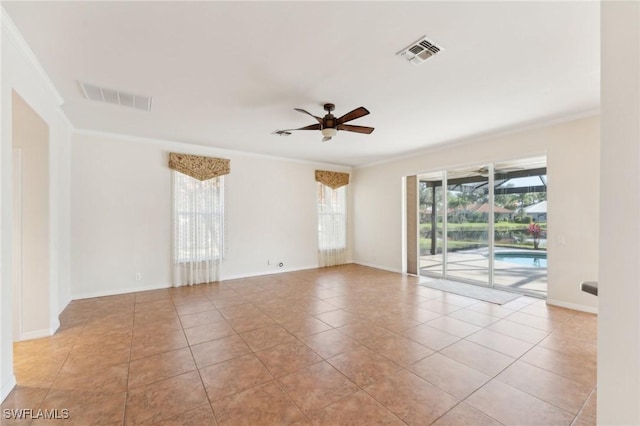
[
  {"xmin": 275, "ymin": 103, "xmax": 375, "ymax": 142},
  {"xmin": 458, "ymin": 166, "xmax": 526, "ymax": 178},
  {"xmin": 490, "ymin": 166, "xmax": 534, "ymax": 176}
]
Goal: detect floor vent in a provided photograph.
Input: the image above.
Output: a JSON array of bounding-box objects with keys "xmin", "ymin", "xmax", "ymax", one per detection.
[
  {"xmin": 397, "ymin": 36, "xmax": 443, "ymax": 65},
  {"xmin": 78, "ymin": 81, "xmax": 152, "ymax": 111}
]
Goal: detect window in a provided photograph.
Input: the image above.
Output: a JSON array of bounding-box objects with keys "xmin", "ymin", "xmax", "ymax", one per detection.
[
  {"xmin": 173, "ymin": 171, "xmax": 224, "ymax": 285},
  {"xmin": 317, "ymin": 183, "xmax": 347, "ymax": 266}
]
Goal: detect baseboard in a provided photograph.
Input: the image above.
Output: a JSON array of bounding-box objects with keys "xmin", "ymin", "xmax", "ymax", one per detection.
[
  {"xmin": 352, "ymin": 261, "xmax": 403, "ymax": 274},
  {"xmin": 222, "ymin": 264, "xmax": 319, "ymax": 281},
  {"xmin": 50, "ymin": 317, "xmax": 60, "ymax": 336},
  {"xmin": 69, "ymin": 263, "xmax": 403, "ymax": 300},
  {"xmin": 19, "ymin": 328, "xmax": 54, "ymax": 341},
  {"xmin": 71, "ymin": 282, "xmax": 172, "ymax": 300},
  {"xmin": 546, "ymin": 298, "xmax": 598, "ymax": 315},
  {"xmin": 1, "ymin": 375, "xmax": 17, "ymax": 403}
]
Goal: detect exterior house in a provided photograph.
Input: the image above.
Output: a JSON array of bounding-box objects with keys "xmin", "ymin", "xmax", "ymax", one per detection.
[{"xmin": 524, "ymin": 201, "xmax": 547, "ymax": 222}]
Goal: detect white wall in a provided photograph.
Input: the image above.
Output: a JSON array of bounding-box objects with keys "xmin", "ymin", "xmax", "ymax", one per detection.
[
  {"xmin": 598, "ymin": 2, "xmax": 640, "ymax": 424},
  {"xmin": 12, "ymin": 91, "xmax": 50, "ymax": 338},
  {"xmin": 1, "ymin": 8, "xmax": 72, "ymax": 401},
  {"xmin": 54, "ymin": 120, "xmax": 72, "ymax": 315},
  {"xmin": 70, "ymin": 131, "xmax": 352, "ymax": 299},
  {"xmin": 352, "ymin": 115, "xmax": 600, "ymax": 312}
]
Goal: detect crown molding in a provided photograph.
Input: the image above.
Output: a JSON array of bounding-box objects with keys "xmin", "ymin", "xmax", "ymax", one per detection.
[
  {"xmin": 355, "ymin": 108, "xmax": 600, "ymax": 170},
  {"xmin": 1, "ymin": 6, "xmax": 65, "ymax": 106},
  {"xmin": 73, "ymin": 128, "xmax": 353, "ymax": 172}
]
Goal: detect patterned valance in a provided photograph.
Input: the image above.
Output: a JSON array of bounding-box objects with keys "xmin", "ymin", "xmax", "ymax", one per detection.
[
  {"xmin": 315, "ymin": 170, "xmax": 350, "ymax": 189},
  {"xmin": 169, "ymin": 153, "xmax": 230, "ymax": 181}
]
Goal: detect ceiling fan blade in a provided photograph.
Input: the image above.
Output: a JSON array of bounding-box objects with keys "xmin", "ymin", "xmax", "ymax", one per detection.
[
  {"xmin": 295, "ymin": 123, "xmax": 321, "ymax": 131},
  {"xmin": 274, "ymin": 123, "xmax": 320, "ymax": 134},
  {"xmin": 273, "ymin": 129, "xmax": 292, "ymax": 136},
  {"xmin": 294, "ymin": 108, "xmax": 322, "ymax": 123},
  {"xmin": 322, "ymin": 136, "xmax": 332, "ymax": 142},
  {"xmin": 337, "ymin": 106, "xmax": 370, "ymax": 124},
  {"xmin": 337, "ymin": 124, "xmax": 375, "ymax": 134}
]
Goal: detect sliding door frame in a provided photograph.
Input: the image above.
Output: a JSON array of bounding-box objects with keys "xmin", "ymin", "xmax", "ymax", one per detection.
[{"xmin": 417, "ymin": 160, "xmax": 547, "ymax": 297}]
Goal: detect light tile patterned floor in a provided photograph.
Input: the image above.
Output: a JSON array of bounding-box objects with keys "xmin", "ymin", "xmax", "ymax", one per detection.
[{"xmin": 3, "ymin": 264, "xmax": 597, "ymax": 425}]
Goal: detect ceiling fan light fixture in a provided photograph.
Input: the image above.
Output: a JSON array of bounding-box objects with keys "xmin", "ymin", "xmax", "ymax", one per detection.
[{"xmin": 321, "ymin": 127, "xmax": 337, "ymax": 138}]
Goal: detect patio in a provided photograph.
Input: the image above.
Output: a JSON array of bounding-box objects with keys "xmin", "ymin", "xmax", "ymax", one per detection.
[{"xmin": 419, "ymin": 249, "xmax": 547, "ymax": 297}]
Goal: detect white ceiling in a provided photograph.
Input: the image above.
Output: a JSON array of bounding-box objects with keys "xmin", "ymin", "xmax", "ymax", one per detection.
[{"xmin": 3, "ymin": 1, "xmax": 600, "ymax": 167}]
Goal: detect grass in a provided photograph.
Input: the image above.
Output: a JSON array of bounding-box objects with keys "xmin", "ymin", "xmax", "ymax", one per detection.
[
  {"xmin": 420, "ymin": 238, "xmax": 546, "ymax": 253},
  {"xmin": 419, "ymin": 220, "xmax": 548, "ymax": 255},
  {"xmin": 420, "ymin": 222, "xmax": 547, "ymax": 231}
]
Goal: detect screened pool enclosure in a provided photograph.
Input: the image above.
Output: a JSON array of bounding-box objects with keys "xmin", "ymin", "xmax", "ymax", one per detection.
[{"xmin": 408, "ymin": 157, "xmax": 548, "ymax": 297}]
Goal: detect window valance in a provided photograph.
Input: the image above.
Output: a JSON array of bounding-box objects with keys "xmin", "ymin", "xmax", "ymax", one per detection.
[
  {"xmin": 315, "ymin": 170, "xmax": 350, "ymax": 189},
  {"xmin": 169, "ymin": 153, "xmax": 230, "ymax": 181}
]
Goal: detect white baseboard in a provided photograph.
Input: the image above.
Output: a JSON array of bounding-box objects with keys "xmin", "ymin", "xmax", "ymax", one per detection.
[
  {"xmin": 1, "ymin": 375, "xmax": 17, "ymax": 403},
  {"xmin": 50, "ymin": 317, "xmax": 60, "ymax": 336},
  {"xmin": 69, "ymin": 266, "xmax": 330, "ymax": 300},
  {"xmin": 68, "ymin": 263, "xmax": 403, "ymax": 301},
  {"xmin": 546, "ymin": 298, "xmax": 598, "ymax": 314},
  {"xmin": 71, "ymin": 282, "xmax": 172, "ymax": 300},
  {"xmin": 222, "ymin": 264, "xmax": 319, "ymax": 281},
  {"xmin": 352, "ymin": 261, "xmax": 403, "ymax": 274},
  {"xmin": 19, "ymin": 328, "xmax": 54, "ymax": 341}
]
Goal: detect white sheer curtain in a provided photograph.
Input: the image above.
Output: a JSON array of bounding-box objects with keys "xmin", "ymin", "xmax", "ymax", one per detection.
[
  {"xmin": 318, "ymin": 183, "xmax": 347, "ymax": 267},
  {"xmin": 173, "ymin": 171, "xmax": 224, "ymax": 286}
]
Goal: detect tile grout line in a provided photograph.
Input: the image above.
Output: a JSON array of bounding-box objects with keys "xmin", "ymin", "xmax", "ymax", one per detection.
[
  {"xmin": 11, "ymin": 267, "xmax": 596, "ymax": 425},
  {"xmin": 180, "ymin": 304, "xmax": 222, "ymax": 425},
  {"xmin": 120, "ymin": 296, "xmax": 141, "ymax": 425},
  {"xmin": 571, "ymin": 384, "xmax": 597, "ymax": 426}
]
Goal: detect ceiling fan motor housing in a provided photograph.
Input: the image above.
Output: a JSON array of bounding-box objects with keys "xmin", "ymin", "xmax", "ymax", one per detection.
[
  {"xmin": 323, "ymin": 115, "xmax": 336, "ymax": 129},
  {"xmin": 323, "ymin": 103, "xmax": 337, "ymax": 130}
]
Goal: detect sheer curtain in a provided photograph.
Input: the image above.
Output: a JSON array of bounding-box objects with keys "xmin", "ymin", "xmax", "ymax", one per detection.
[
  {"xmin": 318, "ymin": 183, "xmax": 347, "ymax": 267},
  {"xmin": 173, "ymin": 171, "xmax": 224, "ymax": 286}
]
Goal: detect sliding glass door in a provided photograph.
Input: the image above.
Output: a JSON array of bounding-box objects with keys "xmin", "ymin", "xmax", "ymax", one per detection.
[
  {"xmin": 417, "ymin": 157, "xmax": 547, "ymax": 297},
  {"xmin": 492, "ymin": 163, "xmax": 548, "ymax": 297},
  {"xmin": 445, "ymin": 167, "xmax": 490, "ymax": 285},
  {"xmin": 418, "ymin": 173, "xmax": 444, "ymax": 277}
]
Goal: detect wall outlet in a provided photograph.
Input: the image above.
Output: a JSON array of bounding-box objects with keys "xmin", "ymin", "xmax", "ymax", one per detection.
[{"xmin": 135, "ymin": 272, "xmax": 142, "ymax": 281}]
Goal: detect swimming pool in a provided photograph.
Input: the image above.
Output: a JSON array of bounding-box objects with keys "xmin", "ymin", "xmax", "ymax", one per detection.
[{"xmin": 494, "ymin": 251, "xmax": 547, "ymax": 268}]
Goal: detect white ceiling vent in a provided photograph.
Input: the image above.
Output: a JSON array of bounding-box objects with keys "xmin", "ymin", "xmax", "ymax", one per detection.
[
  {"xmin": 78, "ymin": 81, "xmax": 152, "ymax": 111},
  {"xmin": 397, "ymin": 36, "xmax": 443, "ymax": 65}
]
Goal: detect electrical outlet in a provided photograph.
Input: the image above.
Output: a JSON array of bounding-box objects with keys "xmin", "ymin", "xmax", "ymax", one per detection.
[{"xmin": 135, "ymin": 273, "xmax": 142, "ymax": 281}]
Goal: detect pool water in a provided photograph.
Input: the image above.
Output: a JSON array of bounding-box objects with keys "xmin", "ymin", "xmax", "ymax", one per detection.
[{"xmin": 495, "ymin": 252, "xmax": 547, "ymax": 268}]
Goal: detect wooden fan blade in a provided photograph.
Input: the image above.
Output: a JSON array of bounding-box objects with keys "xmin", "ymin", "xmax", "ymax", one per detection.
[
  {"xmin": 294, "ymin": 108, "xmax": 322, "ymax": 123},
  {"xmin": 337, "ymin": 124, "xmax": 375, "ymax": 134},
  {"xmin": 273, "ymin": 129, "xmax": 292, "ymax": 135},
  {"xmin": 295, "ymin": 123, "xmax": 321, "ymax": 131},
  {"xmin": 337, "ymin": 106, "xmax": 370, "ymax": 124}
]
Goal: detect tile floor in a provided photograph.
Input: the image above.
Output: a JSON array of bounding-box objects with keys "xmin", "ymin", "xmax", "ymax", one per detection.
[{"xmin": 3, "ymin": 264, "xmax": 597, "ymax": 425}]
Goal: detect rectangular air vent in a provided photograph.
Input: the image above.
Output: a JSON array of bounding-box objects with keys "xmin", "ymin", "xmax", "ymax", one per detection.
[
  {"xmin": 78, "ymin": 81, "xmax": 152, "ymax": 111},
  {"xmin": 397, "ymin": 36, "xmax": 443, "ymax": 65}
]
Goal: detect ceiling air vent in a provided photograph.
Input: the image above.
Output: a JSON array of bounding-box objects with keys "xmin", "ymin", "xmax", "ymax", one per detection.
[
  {"xmin": 397, "ymin": 36, "xmax": 443, "ymax": 65},
  {"xmin": 78, "ymin": 81, "xmax": 152, "ymax": 112}
]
